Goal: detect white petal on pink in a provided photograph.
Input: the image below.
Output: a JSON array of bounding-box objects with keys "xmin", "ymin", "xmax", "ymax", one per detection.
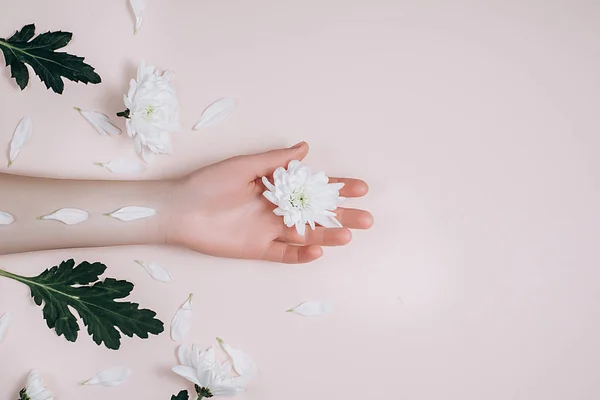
[
  {"xmin": 0, "ymin": 211, "xmax": 14, "ymax": 225},
  {"xmin": 0, "ymin": 312, "xmax": 12, "ymax": 343},
  {"xmin": 74, "ymin": 108, "xmax": 121, "ymax": 136},
  {"xmin": 37, "ymin": 208, "xmax": 89, "ymax": 225},
  {"xmin": 82, "ymin": 366, "xmax": 132, "ymax": 387},
  {"xmin": 135, "ymin": 260, "xmax": 174, "ymax": 283},
  {"xmin": 8, "ymin": 116, "xmax": 33, "ymax": 167},
  {"xmin": 171, "ymin": 294, "xmax": 193, "ymax": 342},
  {"xmin": 216, "ymin": 337, "xmax": 258, "ymax": 378},
  {"xmin": 286, "ymin": 301, "xmax": 333, "ymax": 316},
  {"xmin": 193, "ymin": 98, "xmax": 237, "ymax": 130},
  {"xmin": 95, "ymin": 159, "xmax": 145, "ymax": 175},
  {"xmin": 129, "ymin": 0, "xmax": 147, "ymax": 34},
  {"xmin": 104, "ymin": 206, "xmax": 156, "ymax": 221}
]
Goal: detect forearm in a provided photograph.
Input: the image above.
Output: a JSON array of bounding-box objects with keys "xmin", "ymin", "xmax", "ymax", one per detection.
[{"xmin": 0, "ymin": 173, "xmax": 174, "ymax": 255}]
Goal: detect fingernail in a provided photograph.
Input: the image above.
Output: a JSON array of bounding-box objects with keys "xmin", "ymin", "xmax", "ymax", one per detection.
[{"xmin": 290, "ymin": 141, "xmax": 305, "ymax": 149}]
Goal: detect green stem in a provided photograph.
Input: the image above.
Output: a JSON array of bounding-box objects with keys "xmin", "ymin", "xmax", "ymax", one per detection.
[{"xmin": 116, "ymin": 109, "xmax": 130, "ymax": 118}]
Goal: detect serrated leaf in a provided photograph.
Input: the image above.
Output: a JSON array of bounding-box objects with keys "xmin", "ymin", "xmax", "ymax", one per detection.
[
  {"xmin": 0, "ymin": 259, "xmax": 164, "ymax": 350},
  {"xmin": 104, "ymin": 206, "xmax": 156, "ymax": 221},
  {"xmin": 0, "ymin": 24, "xmax": 101, "ymax": 94},
  {"xmin": 8, "ymin": 116, "xmax": 33, "ymax": 167},
  {"xmin": 286, "ymin": 301, "xmax": 333, "ymax": 316},
  {"xmin": 83, "ymin": 366, "xmax": 132, "ymax": 387},
  {"xmin": 0, "ymin": 211, "xmax": 14, "ymax": 225},
  {"xmin": 171, "ymin": 390, "xmax": 189, "ymax": 400},
  {"xmin": 193, "ymin": 98, "xmax": 237, "ymax": 130}
]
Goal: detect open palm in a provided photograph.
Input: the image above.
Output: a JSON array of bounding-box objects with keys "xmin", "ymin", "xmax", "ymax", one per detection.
[{"xmin": 167, "ymin": 142, "xmax": 373, "ymax": 263}]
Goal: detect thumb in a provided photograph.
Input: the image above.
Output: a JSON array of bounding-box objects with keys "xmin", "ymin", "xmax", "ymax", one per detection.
[{"xmin": 245, "ymin": 141, "xmax": 309, "ymax": 178}]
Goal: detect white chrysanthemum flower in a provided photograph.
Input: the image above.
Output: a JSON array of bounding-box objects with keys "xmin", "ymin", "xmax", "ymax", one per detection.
[
  {"xmin": 262, "ymin": 160, "xmax": 345, "ymax": 236},
  {"xmin": 172, "ymin": 344, "xmax": 252, "ymax": 398},
  {"xmin": 119, "ymin": 60, "xmax": 180, "ymax": 162},
  {"xmin": 19, "ymin": 370, "xmax": 54, "ymax": 400}
]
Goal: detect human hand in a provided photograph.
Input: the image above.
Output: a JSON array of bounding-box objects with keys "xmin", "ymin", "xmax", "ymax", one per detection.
[{"xmin": 166, "ymin": 142, "xmax": 373, "ymax": 263}]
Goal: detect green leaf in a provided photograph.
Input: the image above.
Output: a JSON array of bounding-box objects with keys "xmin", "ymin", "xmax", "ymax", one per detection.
[
  {"xmin": 0, "ymin": 259, "xmax": 163, "ymax": 350},
  {"xmin": 0, "ymin": 23, "xmax": 101, "ymax": 94},
  {"xmin": 171, "ymin": 390, "xmax": 190, "ymax": 400}
]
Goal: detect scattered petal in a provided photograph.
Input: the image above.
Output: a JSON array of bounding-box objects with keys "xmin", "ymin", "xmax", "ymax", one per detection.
[
  {"xmin": 0, "ymin": 312, "xmax": 12, "ymax": 343},
  {"xmin": 104, "ymin": 206, "xmax": 156, "ymax": 221},
  {"xmin": 130, "ymin": 0, "xmax": 147, "ymax": 34},
  {"xmin": 171, "ymin": 294, "xmax": 193, "ymax": 342},
  {"xmin": 95, "ymin": 159, "xmax": 144, "ymax": 175},
  {"xmin": 8, "ymin": 116, "xmax": 33, "ymax": 167},
  {"xmin": 193, "ymin": 98, "xmax": 237, "ymax": 130},
  {"xmin": 83, "ymin": 366, "xmax": 132, "ymax": 387},
  {"xmin": 37, "ymin": 208, "xmax": 89, "ymax": 225},
  {"xmin": 216, "ymin": 337, "xmax": 258, "ymax": 378},
  {"xmin": 74, "ymin": 107, "xmax": 121, "ymax": 136},
  {"xmin": 135, "ymin": 260, "xmax": 174, "ymax": 283},
  {"xmin": 286, "ymin": 301, "xmax": 333, "ymax": 316},
  {"xmin": 0, "ymin": 211, "xmax": 14, "ymax": 225}
]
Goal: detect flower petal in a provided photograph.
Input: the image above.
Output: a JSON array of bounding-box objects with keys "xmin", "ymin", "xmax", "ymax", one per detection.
[
  {"xmin": 172, "ymin": 365, "xmax": 201, "ymax": 386},
  {"xmin": 286, "ymin": 301, "xmax": 333, "ymax": 316},
  {"xmin": 135, "ymin": 260, "xmax": 174, "ymax": 283},
  {"xmin": 104, "ymin": 206, "xmax": 156, "ymax": 221},
  {"xmin": 295, "ymin": 221, "xmax": 307, "ymax": 236},
  {"xmin": 0, "ymin": 211, "xmax": 14, "ymax": 225},
  {"xmin": 0, "ymin": 312, "xmax": 12, "ymax": 343},
  {"xmin": 38, "ymin": 208, "xmax": 89, "ymax": 225},
  {"xmin": 130, "ymin": 0, "xmax": 146, "ymax": 34},
  {"xmin": 314, "ymin": 215, "xmax": 343, "ymax": 228},
  {"xmin": 95, "ymin": 158, "xmax": 145, "ymax": 175},
  {"xmin": 82, "ymin": 366, "xmax": 132, "ymax": 387},
  {"xmin": 25, "ymin": 370, "xmax": 54, "ymax": 400},
  {"xmin": 193, "ymin": 98, "xmax": 237, "ymax": 130},
  {"xmin": 8, "ymin": 116, "xmax": 33, "ymax": 167},
  {"xmin": 141, "ymin": 146, "xmax": 155, "ymax": 163},
  {"xmin": 171, "ymin": 293, "xmax": 193, "ymax": 342},
  {"xmin": 261, "ymin": 176, "xmax": 276, "ymax": 192},
  {"xmin": 216, "ymin": 337, "xmax": 258, "ymax": 378},
  {"xmin": 74, "ymin": 108, "xmax": 121, "ymax": 136}
]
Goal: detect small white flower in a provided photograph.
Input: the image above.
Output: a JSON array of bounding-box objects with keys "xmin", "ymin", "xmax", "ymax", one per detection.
[
  {"xmin": 262, "ymin": 160, "xmax": 345, "ymax": 236},
  {"xmin": 173, "ymin": 344, "xmax": 252, "ymax": 398},
  {"xmin": 20, "ymin": 370, "xmax": 54, "ymax": 400},
  {"xmin": 120, "ymin": 60, "xmax": 180, "ymax": 162}
]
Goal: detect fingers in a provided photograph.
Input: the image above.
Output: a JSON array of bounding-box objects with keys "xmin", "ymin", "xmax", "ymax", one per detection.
[
  {"xmin": 326, "ymin": 208, "xmax": 373, "ymax": 229},
  {"xmin": 263, "ymin": 242, "xmax": 323, "ymax": 264},
  {"xmin": 243, "ymin": 142, "xmax": 309, "ymax": 178},
  {"xmin": 279, "ymin": 226, "xmax": 353, "ymax": 246},
  {"xmin": 329, "ymin": 177, "xmax": 369, "ymax": 198}
]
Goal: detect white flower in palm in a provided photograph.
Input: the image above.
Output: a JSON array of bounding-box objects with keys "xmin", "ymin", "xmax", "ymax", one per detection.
[
  {"xmin": 172, "ymin": 344, "xmax": 250, "ymax": 398},
  {"xmin": 262, "ymin": 160, "xmax": 345, "ymax": 236},
  {"xmin": 19, "ymin": 370, "xmax": 54, "ymax": 400},
  {"xmin": 119, "ymin": 60, "xmax": 180, "ymax": 162}
]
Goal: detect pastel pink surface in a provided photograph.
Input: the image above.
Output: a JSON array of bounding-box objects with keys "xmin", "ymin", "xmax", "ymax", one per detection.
[{"xmin": 1, "ymin": 1, "xmax": 600, "ymax": 399}]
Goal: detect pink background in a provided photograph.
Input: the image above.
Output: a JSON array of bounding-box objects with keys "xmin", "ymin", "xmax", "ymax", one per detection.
[{"xmin": 1, "ymin": 0, "xmax": 600, "ymax": 399}]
